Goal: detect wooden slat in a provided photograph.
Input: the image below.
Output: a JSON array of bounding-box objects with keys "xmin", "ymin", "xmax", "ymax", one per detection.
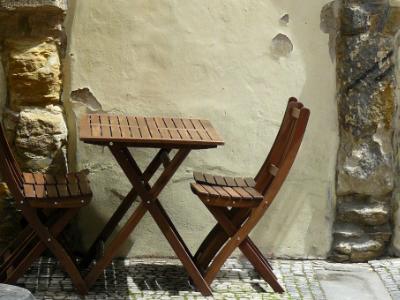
[
  {"xmin": 232, "ymin": 187, "xmax": 252, "ymax": 199},
  {"xmin": 110, "ymin": 124, "xmax": 121, "ymax": 138},
  {"xmin": 57, "ymin": 184, "xmax": 69, "ymax": 197},
  {"xmin": 204, "ymin": 174, "xmax": 216, "ymax": 185},
  {"xmin": 154, "ymin": 117, "xmax": 167, "ymax": 128},
  {"xmin": 182, "ymin": 119, "xmax": 195, "ymax": 130},
  {"xmin": 169, "ymin": 129, "xmax": 181, "ymax": 140},
  {"xmin": 66, "ymin": 174, "xmax": 78, "ymax": 184},
  {"xmin": 78, "ymin": 179, "xmax": 91, "ymax": 195},
  {"xmin": 177, "ymin": 129, "xmax": 191, "ymax": 140},
  {"xmin": 193, "ymin": 172, "xmax": 205, "ymax": 182},
  {"xmin": 118, "ymin": 116, "xmax": 132, "ymax": 138},
  {"xmin": 34, "ymin": 185, "xmax": 46, "ymax": 198},
  {"xmin": 23, "ymin": 173, "xmax": 35, "ymax": 184},
  {"xmin": 222, "ymin": 186, "xmax": 241, "ymax": 200},
  {"xmin": 23, "ymin": 184, "xmax": 36, "ymax": 198},
  {"xmin": 146, "ymin": 118, "xmax": 161, "ymax": 139},
  {"xmin": 127, "ymin": 116, "xmax": 141, "ymax": 138},
  {"xmin": 55, "ymin": 175, "xmax": 67, "ymax": 184},
  {"xmin": 44, "ymin": 174, "xmax": 56, "ymax": 184},
  {"xmin": 213, "ymin": 186, "xmax": 231, "ymax": 198},
  {"xmin": 243, "ymin": 187, "xmax": 263, "ymax": 200},
  {"xmin": 191, "ymin": 183, "xmax": 209, "ymax": 195},
  {"xmin": 224, "ymin": 177, "xmax": 237, "ymax": 187},
  {"xmin": 68, "ymin": 183, "xmax": 80, "ymax": 196},
  {"xmin": 90, "ymin": 115, "xmax": 102, "ymax": 137},
  {"xmin": 200, "ymin": 119, "xmax": 223, "ymax": 142},
  {"xmin": 234, "ymin": 177, "xmax": 247, "ymax": 187},
  {"xmin": 46, "ymin": 185, "xmax": 58, "ymax": 198},
  {"xmin": 202, "ymin": 184, "xmax": 220, "ymax": 197},
  {"xmin": 172, "ymin": 118, "xmax": 185, "ymax": 129},
  {"xmin": 244, "ymin": 178, "xmax": 256, "ymax": 187},
  {"xmin": 80, "ymin": 115, "xmax": 91, "ymax": 138},
  {"xmin": 214, "ymin": 176, "xmax": 227, "ymax": 186},
  {"xmin": 163, "ymin": 118, "xmax": 176, "ymax": 129},
  {"xmin": 191, "ymin": 119, "xmax": 209, "ymax": 141},
  {"xmin": 136, "ymin": 117, "xmax": 151, "ymax": 139},
  {"xmin": 33, "ymin": 173, "xmax": 45, "ymax": 185}
]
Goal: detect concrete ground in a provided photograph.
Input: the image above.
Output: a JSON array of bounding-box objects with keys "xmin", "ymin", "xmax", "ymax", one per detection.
[{"xmin": 15, "ymin": 257, "xmax": 400, "ymax": 300}]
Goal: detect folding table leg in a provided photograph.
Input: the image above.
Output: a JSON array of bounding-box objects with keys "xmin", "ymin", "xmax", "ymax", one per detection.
[
  {"xmin": 107, "ymin": 145, "xmax": 212, "ymax": 296},
  {"xmin": 145, "ymin": 200, "xmax": 213, "ymax": 296},
  {"xmin": 85, "ymin": 201, "xmax": 148, "ymax": 288},
  {"xmin": 82, "ymin": 149, "xmax": 171, "ymax": 267}
]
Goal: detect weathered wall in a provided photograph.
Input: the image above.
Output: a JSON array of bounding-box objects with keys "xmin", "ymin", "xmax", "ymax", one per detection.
[{"xmin": 65, "ymin": 0, "xmax": 338, "ymax": 258}]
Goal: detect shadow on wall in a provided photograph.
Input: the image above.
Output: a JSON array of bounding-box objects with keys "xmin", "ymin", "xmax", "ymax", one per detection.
[{"xmin": 250, "ymin": 0, "xmax": 337, "ymax": 258}]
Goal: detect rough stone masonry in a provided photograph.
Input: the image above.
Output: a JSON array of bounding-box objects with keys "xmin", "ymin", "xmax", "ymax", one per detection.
[
  {"xmin": 0, "ymin": 0, "xmax": 68, "ymax": 250},
  {"xmin": 331, "ymin": 0, "xmax": 400, "ymax": 262}
]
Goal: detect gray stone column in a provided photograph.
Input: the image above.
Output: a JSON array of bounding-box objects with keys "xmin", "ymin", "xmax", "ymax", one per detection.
[{"xmin": 332, "ymin": 0, "xmax": 400, "ymax": 262}]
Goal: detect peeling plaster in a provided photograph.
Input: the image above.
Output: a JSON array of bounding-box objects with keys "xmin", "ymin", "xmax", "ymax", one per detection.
[{"xmin": 271, "ymin": 33, "xmax": 293, "ymax": 58}]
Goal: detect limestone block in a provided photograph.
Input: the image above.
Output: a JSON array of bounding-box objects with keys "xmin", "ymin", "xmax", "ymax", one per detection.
[
  {"xmin": 337, "ymin": 197, "xmax": 390, "ymax": 226},
  {"xmin": 337, "ymin": 34, "xmax": 394, "ymax": 136},
  {"xmin": 14, "ymin": 105, "xmax": 67, "ymax": 174},
  {"xmin": 337, "ymin": 130, "xmax": 393, "ymax": 196},
  {"xmin": 4, "ymin": 38, "xmax": 61, "ymax": 109},
  {"xmin": 341, "ymin": 4, "xmax": 370, "ymax": 35},
  {"xmin": 333, "ymin": 238, "xmax": 384, "ymax": 262},
  {"xmin": 0, "ymin": 0, "xmax": 67, "ymax": 12}
]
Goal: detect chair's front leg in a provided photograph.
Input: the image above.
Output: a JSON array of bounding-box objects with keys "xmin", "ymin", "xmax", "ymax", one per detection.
[
  {"xmin": 194, "ymin": 208, "xmax": 249, "ymax": 271},
  {"xmin": 206, "ymin": 206, "xmax": 283, "ymax": 293},
  {"xmin": 18, "ymin": 206, "xmax": 88, "ymax": 295}
]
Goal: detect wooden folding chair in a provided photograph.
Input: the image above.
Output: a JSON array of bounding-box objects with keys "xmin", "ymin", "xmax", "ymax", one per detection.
[
  {"xmin": 190, "ymin": 98, "xmax": 310, "ymax": 292},
  {"xmin": 0, "ymin": 123, "xmax": 92, "ymax": 294}
]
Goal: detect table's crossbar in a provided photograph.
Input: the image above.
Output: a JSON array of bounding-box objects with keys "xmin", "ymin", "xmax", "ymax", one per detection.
[{"xmin": 80, "ymin": 115, "xmax": 224, "ymax": 146}]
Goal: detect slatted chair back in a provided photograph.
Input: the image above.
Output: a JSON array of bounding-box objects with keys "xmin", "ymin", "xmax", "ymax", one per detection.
[
  {"xmin": 254, "ymin": 98, "xmax": 306, "ymax": 195},
  {"xmin": 0, "ymin": 123, "xmax": 24, "ymax": 200}
]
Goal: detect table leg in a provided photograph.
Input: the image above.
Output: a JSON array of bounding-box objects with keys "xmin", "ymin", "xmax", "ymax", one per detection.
[
  {"xmin": 85, "ymin": 201, "xmax": 147, "ymax": 288},
  {"xmin": 81, "ymin": 149, "xmax": 171, "ymax": 267}
]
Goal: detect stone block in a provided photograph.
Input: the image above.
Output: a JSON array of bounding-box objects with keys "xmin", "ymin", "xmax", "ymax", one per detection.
[
  {"xmin": 337, "ymin": 129, "xmax": 394, "ymax": 196},
  {"xmin": 0, "ymin": 0, "xmax": 67, "ymax": 12},
  {"xmin": 337, "ymin": 197, "xmax": 390, "ymax": 226},
  {"xmin": 332, "ymin": 237, "xmax": 384, "ymax": 262},
  {"xmin": 14, "ymin": 105, "xmax": 67, "ymax": 174},
  {"xmin": 4, "ymin": 38, "xmax": 61, "ymax": 109}
]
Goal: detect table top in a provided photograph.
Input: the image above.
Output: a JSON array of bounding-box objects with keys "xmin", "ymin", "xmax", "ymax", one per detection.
[{"xmin": 79, "ymin": 114, "xmax": 224, "ymax": 148}]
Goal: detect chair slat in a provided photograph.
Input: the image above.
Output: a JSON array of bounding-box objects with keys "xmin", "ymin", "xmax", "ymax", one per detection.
[
  {"xmin": 57, "ymin": 184, "xmax": 69, "ymax": 197},
  {"xmin": 23, "ymin": 173, "xmax": 35, "ymax": 184},
  {"xmin": 23, "ymin": 184, "xmax": 36, "ymax": 198}
]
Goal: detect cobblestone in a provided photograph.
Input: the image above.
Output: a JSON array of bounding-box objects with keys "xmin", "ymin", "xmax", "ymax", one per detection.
[
  {"xmin": 17, "ymin": 258, "xmax": 327, "ymax": 300},
  {"xmin": 16, "ymin": 257, "xmax": 400, "ymax": 299}
]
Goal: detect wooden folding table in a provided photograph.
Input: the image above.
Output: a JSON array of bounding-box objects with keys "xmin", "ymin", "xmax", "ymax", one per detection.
[{"xmin": 79, "ymin": 114, "xmax": 224, "ymax": 295}]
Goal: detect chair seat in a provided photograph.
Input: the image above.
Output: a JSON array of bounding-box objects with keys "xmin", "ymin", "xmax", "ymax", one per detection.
[
  {"xmin": 22, "ymin": 171, "xmax": 92, "ymax": 208},
  {"xmin": 191, "ymin": 172, "xmax": 263, "ymax": 208}
]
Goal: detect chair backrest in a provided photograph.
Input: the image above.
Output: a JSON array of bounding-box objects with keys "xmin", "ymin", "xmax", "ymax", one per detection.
[
  {"xmin": 0, "ymin": 123, "xmax": 24, "ymax": 199},
  {"xmin": 255, "ymin": 98, "xmax": 309, "ymax": 196}
]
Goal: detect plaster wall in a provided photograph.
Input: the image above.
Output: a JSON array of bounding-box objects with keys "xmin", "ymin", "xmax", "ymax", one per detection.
[{"xmin": 65, "ymin": 0, "xmax": 338, "ymax": 258}]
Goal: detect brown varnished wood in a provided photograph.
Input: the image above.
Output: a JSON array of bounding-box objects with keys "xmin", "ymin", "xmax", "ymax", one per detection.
[
  {"xmin": 80, "ymin": 114, "xmax": 224, "ymax": 147},
  {"xmin": 0, "ymin": 123, "xmax": 93, "ymax": 295},
  {"xmin": 190, "ymin": 98, "xmax": 310, "ymax": 293}
]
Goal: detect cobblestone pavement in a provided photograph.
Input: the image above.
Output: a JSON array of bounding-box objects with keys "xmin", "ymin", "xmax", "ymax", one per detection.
[
  {"xmin": 15, "ymin": 257, "xmax": 400, "ymax": 300},
  {"xmin": 370, "ymin": 258, "xmax": 400, "ymax": 300}
]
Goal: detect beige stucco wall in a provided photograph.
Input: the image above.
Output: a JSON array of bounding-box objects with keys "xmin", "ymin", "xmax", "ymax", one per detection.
[{"xmin": 65, "ymin": 0, "xmax": 338, "ymax": 258}]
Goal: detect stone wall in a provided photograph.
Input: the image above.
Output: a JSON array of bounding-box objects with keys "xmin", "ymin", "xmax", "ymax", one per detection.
[
  {"xmin": 331, "ymin": 0, "xmax": 400, "ymax": 262},
  {"xmin": 0, "ymin": 1, "xmax": 69, "ymax": 250}
]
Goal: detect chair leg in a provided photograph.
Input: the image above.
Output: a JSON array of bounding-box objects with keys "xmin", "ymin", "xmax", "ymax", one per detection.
[
  {"xmin": 19, "ymin": 207, "xmax": 88, "ymax": 295},
  {"xmin": 195, "ymin": 207, "xmax": 273, "ymax": 274},
  {"xmin": 205, "ymin": 206, "xmax": 284, "ymax": 293}
]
